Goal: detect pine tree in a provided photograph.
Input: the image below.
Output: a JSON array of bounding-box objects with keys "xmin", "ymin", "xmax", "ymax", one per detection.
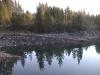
[{"xmin": 35, "ymin": 3, "xmax": 46, "ymax": 32}]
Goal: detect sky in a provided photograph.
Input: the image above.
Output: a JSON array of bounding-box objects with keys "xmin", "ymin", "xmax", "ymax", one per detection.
[{"xmin": 15, "ymin": 0, "xmax": 100, "ymax": 15}]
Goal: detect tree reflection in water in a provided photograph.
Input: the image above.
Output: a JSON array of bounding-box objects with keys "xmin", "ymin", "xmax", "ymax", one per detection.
[
  {"xmin": 0, "ymin": 57, "xmax": 18, "ymax": 75},
  {"xmin": 0, "ymin": 44, "xmax": 100, "ymax": 74},
  {"xmin": 35, "ymin": 46, "xmax": 87, "ymax": 69}
]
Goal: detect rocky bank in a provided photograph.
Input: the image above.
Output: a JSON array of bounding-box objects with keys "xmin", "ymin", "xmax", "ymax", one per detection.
[{"xmin": 0, "ymin": 30, "xmax": 100, "ymax": 47}]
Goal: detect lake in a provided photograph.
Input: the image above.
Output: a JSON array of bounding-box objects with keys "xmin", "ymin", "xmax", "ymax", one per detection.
[{"xmin": 0, "ymin": 45, "xmax": 100, "ymax": 75}]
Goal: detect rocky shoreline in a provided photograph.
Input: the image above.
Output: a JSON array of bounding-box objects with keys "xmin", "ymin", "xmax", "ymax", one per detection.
[
  {"xmin": 0, "ymin": 31, "xmax": 100, "ymax": 47},
  {"xmin": 0, "ymin": 31, "xmax": 100, "ymax": 59}
]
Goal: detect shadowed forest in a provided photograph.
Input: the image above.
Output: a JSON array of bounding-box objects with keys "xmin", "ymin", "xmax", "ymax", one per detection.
[{"xmin": 0, "ymin": 0, "xmax": 100, "ymax": 33}]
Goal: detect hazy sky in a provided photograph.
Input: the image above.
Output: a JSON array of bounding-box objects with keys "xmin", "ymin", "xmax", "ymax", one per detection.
[{"xmin": 16, "ymin": 0, "xmax": 100, "ymax": 15}]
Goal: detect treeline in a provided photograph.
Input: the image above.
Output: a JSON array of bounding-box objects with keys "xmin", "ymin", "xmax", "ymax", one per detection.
[
  {"xmin": 34, "ymin": 4, "xmax": 95, "ymax": 33},
  {"xmin": 0, "ymin": 0, "xmax": 100, "ymax": 33}
]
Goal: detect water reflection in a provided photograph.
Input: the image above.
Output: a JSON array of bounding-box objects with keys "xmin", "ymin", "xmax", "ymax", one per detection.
[
  {"xmin": 0, "ymin": 58, "xmax": 17, "ymax": 75},
  {"xmin": 0, "ymin": 45, "xmax": 100, "ymax": 75},
  {"xmin": 35, "ymin": 46, "xmax": 89, "ymax": 69}
]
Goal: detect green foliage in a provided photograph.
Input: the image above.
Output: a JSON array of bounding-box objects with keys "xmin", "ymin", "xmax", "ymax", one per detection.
[
  {"xmin": 0, "ymin": 2, "xmax": 98, "ymax": 33},
  {"xmin": 11, "ymin": 14, "xmax": 24, "ymax": 26},
  {"xmin": 95, "ymin": 15, "xmax": 100, "ymax": 25},
  {"xmin": 0, "ymin": 0, "xmax": 23, "ymax": 26},
  {"xmin": 24, "ymin": 11, "xmax": 33, "ymax": 24},
  {"xmin": 71, "ymin": 12, "xmax": 85, "ymax": 31},
  {"xmin": 34, "ymin": 4, "xmax": 46, "ymax": 33},
  {"xmin": 34, "ymin": 4, "xmax": 94, "ymax": 33},
  {"xmin": 11, "ymin": 11, "xmax": 33, "ymax": 31},
  {"xmin": 34, "ymin": 4, "xmax": 66, "ymax": 33},
  {"xmin": 64, "ymin": 7, "xmax": 73, "ymax": 25}
]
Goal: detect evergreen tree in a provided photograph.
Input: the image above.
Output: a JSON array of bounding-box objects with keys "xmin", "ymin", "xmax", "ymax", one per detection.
[
  {"xmin": 95, "ymin": 15, "xmax": 100, "ymax": 26},
  {"xmin": 24, "ymin": 11, "xmax": 33, "ymax": 24},
  {"xmin": 34, "ymin": 3, "xmax": 46, "ymax": 32}
]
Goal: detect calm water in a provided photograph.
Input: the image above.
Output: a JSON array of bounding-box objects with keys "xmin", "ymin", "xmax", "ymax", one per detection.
[{"xmin": 0, "ymin": 45, "xmax": 100, "ymax": 75}]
